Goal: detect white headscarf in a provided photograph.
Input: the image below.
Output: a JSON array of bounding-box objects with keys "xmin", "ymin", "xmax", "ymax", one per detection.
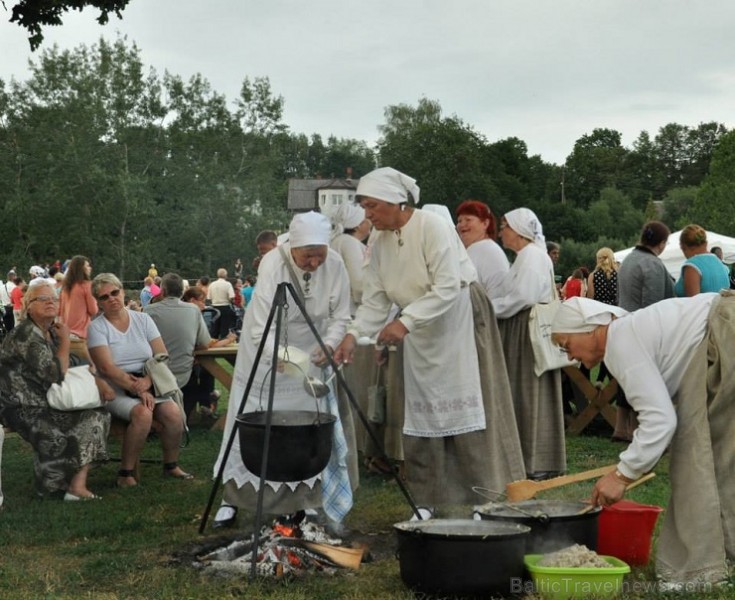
[
  {"xmin": 356, "ymin": 167, "xmax": 420, "ymax": 206},
  {"xmin": 551, "ymin": 297, "xmax": 629, "ymax": 334},
  {"xmin": 289, "ymin": 211, "xmax": 331, "ymax": 248},
  {"xmin": 332, "ymin": 203, "xmax": 365, "ymax": 230},
  {"xmin": 422, "ymin": 204, "xmax": 454, "ymax": 225},
  {"xmin": 504, "ymin": 208, "xmax": 546, "ymax": 248}
]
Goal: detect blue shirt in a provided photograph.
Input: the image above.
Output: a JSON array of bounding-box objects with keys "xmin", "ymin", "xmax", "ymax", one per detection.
[{"xmin": 674, "ymin": 253, "xmax": 730, "ymax": 296}]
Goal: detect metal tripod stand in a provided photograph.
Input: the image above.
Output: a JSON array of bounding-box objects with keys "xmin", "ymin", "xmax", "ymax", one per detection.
[{"xmin": 199, "ymin": 281, "xmax": 420, "ymax": 578}]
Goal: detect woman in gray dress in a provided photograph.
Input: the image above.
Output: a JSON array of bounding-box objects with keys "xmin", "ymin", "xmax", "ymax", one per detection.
[{"xmin": 0, "ymin": 283, "xmax": 111, "ymax": 500}]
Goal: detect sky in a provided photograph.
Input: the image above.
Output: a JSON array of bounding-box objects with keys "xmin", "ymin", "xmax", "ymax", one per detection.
[{"xmin": 2, "ymin": 0, "xmax": 735, "ymax": 165}]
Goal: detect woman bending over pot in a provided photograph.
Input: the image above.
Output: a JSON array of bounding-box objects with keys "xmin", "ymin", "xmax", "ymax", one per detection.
[
  {"xmin": 212, "ymin": 212, "xmax": 354, "ymax": 531},
  {"xmin": 551, "ymin": 294, "xmax": 735, "ymax": 590}
]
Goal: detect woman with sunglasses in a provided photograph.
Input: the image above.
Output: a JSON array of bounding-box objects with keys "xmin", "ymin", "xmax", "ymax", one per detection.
[
  {"xmin": 0, "ymin": 282, "xmax": 111, "ymax": 500},
  {"xmin": 87, "ymin": 273, "xmax": 190, "ymax": 488}
]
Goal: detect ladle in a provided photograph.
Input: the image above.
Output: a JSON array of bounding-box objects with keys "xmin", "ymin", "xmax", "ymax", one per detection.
[
  {"xmin": 303, "ymin": 365, "xmax": 344, "ymax": 398},
  {"xmin": 472, "ymin": 487, "xmax": 550, "ymax": 523}
]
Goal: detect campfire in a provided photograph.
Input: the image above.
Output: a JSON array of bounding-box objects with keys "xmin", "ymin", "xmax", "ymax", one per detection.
[{"xmin": 195, "ymin": 511, "xmax": 365, "ymax": 577}]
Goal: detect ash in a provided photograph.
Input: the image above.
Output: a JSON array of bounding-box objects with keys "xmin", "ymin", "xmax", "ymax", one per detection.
[{"xmin": 194, "ymin": 511, "xmax": 350, "ymax": 578}]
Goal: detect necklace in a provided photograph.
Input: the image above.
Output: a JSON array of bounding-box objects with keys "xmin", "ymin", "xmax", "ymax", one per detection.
[{"xmin": 302, "ymin": 272, "xmax": 312, "ymax": 296}]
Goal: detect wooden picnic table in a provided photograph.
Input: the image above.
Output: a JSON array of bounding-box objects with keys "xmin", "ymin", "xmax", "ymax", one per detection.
[
  {"xmin": 194, "ymin": 345, "xmax": 238, "ymax": 431},
  {"xmin": 563, "ymin": 365, "xmax": 618, "ymax": 434}
]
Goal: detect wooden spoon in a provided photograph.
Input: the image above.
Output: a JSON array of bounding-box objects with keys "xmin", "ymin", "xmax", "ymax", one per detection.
[{"xmin": 505, "ymin": 464, "xmax": 617, "ymax": 502}]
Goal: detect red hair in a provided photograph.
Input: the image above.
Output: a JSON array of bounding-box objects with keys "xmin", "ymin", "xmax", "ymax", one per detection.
[{"xmin": 455, "ymin": 200, "xmax": 498, "ymax": 241}]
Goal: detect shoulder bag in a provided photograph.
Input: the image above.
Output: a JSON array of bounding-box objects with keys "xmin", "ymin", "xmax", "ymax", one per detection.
[
  {"xmin": 528, "ymin": 272, "xmax": 578, "ymax": 376},
  {"xmin": 46, "ymin": 365, "xmax": 103, "ymax": 411}
]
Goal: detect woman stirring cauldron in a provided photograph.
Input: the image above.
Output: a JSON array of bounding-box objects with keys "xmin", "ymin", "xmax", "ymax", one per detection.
[
  {"xmin": 551, "ymin": 294, "xmax": 735, "ymax": 590},
  {"xmin": 212, "ymin": 212, "xmax": 353, "ymax": 531}
]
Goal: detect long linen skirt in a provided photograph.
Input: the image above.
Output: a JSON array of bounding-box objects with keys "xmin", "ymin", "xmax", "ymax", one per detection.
[
  {"xmin": 403, "ymin": 283, "xmax": 526, "ymax": 506},
  {"xmin": 353, "ymin": 345, "xmax": 405, "ymax": 462},
  {"xmin": 497, "ymin": 307, "xmax": 566, "ymax": 475},
  {"xmin": 656, "ymin": 293, "xmax": 735, "ymax": 585}
]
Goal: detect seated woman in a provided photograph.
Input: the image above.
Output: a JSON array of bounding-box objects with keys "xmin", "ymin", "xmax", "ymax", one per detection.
[
  {"xmin": 87, "ymin": 273, "xmax": 191, "ymax": 487},
  {"xmin": 0, "ymin": 282, "xmax": 111, "ymax": 500}
]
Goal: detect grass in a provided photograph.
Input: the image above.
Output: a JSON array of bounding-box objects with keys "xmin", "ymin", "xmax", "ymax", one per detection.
[{"xmin": 0, "ymin": 390, "xmax": 731, "ymax": 599}]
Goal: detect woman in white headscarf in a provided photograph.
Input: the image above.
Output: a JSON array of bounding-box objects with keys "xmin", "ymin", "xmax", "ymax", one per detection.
[
  {"xmin": 329, "ymin": 203, "xmax": 371, "ymax": 316},
  {"xmin": 212, "ymin": 211, "xmax": 353, "ymax": 530},
  {"xmin": 334, "ymin": 167, "xmax": 524, "ymax": 518},
  {"xmin": 551, "ymin": 294, "xmax": 735, "ymax": 590},
  {"xmin": 491, "ymin": 207, "xmax": 566, "ymax": 480}
]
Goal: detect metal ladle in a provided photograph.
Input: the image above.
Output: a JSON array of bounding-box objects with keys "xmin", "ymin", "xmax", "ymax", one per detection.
[
  {"xmin": 472, "ymin": 486, "xmax": 550, "ymax": 523},
  {"xmin": 303, "ymin": 364, "xmax": 344, "ymax": 398}
]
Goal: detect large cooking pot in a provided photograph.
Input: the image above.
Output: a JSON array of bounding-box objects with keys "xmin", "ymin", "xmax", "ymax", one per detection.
[
  {"xmin": 477, "ymin": 500, "xmax": 601, "ymax": 554},
  {"xmin": 236, "ymin": 410, "xmax": 335, "ymax": 482},
  {"xmin": 394, "ymin": 519, "xmax": 531, "ymax": 596}
]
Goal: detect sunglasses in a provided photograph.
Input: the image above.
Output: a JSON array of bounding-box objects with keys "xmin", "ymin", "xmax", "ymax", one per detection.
[
  {"xmin": 97, "ymin": 289, "xmax": 122, "ymax": 302},
  {"xmin": 29, "ymin": 295, "xmax": 59, "ymax": 304}
]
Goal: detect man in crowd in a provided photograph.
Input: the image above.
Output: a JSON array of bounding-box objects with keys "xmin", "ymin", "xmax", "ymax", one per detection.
[{"xmin": 207, "ymin": 268, "xmax": 236, "ymax": 338}]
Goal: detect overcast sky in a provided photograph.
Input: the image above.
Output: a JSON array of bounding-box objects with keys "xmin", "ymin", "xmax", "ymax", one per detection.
[{"xmin": 2, "ymin": 0, "xmax": 734, "ymax": 164}]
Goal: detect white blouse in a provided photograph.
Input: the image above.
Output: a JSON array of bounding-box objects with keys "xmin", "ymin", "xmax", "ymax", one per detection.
[
  {"xmin": 491, "ymin": 243, "xmax": 555, "ymax": 319},
  {"xmin": 466, "ymin": 238, "xmax": 509, "ymax": 300},
  {"xmin": 605, "ymin": 293, "xmax": 716, "ymax": 478}
]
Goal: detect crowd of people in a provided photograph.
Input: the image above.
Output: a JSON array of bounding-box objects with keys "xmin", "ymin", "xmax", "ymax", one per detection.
[{"xmin": 1, "ymin": 166, "xmax": 733, "ymax": 589}]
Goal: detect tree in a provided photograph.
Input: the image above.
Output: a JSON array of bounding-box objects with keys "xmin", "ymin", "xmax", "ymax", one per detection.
[
  {"xmin": 563, "ymin": 128, "xmax": 628, "ymax": 208},
  {"xmin": 688, "ymin": 130, "xmax": 735, "ymax": 236},
  {"xmin": 7, "ymin": 0, "xmax": 131, "ymax": 50},
  {"xmin": 661, "ymin": 186, "xmax": 699, "ymax": 229}
]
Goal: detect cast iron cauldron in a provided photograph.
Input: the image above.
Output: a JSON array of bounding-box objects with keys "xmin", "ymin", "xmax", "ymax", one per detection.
[
  {"xmin": 236, "ymin": 410, "xmax": 335, "ymax": 482},
  {"xmin": 477, "ymin": 500, "xmax": 601, "ymax": 554},
  {"xmin": 394, "ymin": 519, "xmax": 531, "ymax": 596}
]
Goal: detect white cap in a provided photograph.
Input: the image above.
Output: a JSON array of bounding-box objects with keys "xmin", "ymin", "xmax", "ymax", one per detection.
[
  {"xmin": 289, "ymin": 211, "xmax": 331, "ymax": 247},
  {"xmin": 356, "ymin": 167, "xmax": 420, "ymax": 205}
]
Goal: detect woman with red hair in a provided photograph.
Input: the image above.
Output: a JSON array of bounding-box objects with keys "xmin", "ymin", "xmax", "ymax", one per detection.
[{"xmin": 455, "ymin": 200, "xmax": 509, "ymax": 299}]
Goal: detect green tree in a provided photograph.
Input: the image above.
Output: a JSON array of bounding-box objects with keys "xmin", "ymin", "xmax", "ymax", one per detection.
[
  {"xmin": 661, "ymin": 186, "xmax": 699, "ymax": 229},
  {"xmin": 7, "ymin": 0, "xmax": 131, "ymax": 50},
  {"xmin": 563, "ymin": 128, "xmax": 629, "ymax": 208},
  {"xmin": 688, "ymin": 131, "xmax": 735, "ymax": 235}
]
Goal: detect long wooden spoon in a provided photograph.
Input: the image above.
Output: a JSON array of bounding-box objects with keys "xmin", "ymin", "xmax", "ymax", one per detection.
[{"xmin": 505, "ymin": 464, "xmax": 617, "ymax": 502}]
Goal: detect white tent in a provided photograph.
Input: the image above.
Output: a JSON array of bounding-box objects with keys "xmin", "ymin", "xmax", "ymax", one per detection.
[{"xmin": 614, "ymin": 230, "xmax": 735, "ymax": 278}]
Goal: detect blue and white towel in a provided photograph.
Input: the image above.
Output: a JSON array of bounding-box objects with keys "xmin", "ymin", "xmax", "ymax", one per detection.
[{"xmin": 320, "ymin": 387, "xmax": 353, "ymax": 524}]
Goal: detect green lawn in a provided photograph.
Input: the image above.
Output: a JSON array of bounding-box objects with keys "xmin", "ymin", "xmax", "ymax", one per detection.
[{"xmin": 0, "ymin": 399, "xmax": 730, "ymax": 599}]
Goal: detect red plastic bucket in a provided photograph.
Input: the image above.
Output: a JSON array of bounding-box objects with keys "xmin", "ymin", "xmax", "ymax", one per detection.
[{"xmin": 597, "ymin": 499, "xmax": 664, "ymax": 565}]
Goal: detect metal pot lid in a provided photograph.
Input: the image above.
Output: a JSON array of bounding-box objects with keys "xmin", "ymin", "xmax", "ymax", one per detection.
[
  {"xmin": 394, "ymin": 519, "xmax": 531, "ymax": 539},
  {"xmin": 475, "ymin": 500, "xmax": 601, "ymax": 519}
]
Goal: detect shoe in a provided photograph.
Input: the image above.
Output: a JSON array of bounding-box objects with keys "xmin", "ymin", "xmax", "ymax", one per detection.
[
  {"xmin": 409, "ymin": 506, "xmax": 434, "ymax": 521},
  {"xmin": 64, "ymin": 492, "xmax": 102, "ymax": 501},
  {"xmin": 212, "ymin": 504, "xmax": 238, "ymax": 529}
]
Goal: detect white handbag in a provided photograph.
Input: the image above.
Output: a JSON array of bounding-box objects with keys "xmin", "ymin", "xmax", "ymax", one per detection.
[
  {"xmin": 46, "ymin": 365, "xmax": 103, "ymax": 411},
  {"xmin": 529, "ymin": 274, "xmax": 578, "ymax": 376}
]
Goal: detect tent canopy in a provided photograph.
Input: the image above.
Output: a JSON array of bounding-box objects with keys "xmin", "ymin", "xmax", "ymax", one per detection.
[{"xmin": 614, "ymin": 230, "xmax": 735, "ymax": 278}]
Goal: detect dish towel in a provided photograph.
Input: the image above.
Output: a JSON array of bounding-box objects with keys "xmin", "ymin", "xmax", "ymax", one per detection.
[{"xmin": 320, "ymin": 386, "xmax": 353, "ymax": 524}]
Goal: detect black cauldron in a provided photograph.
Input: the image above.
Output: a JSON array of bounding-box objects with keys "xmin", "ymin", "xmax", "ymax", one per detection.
[
  {"xmin": 477, "ymin": 500, "xmax": 601, "ymax": 554},
  {"xmin": 394, "ymin": 519, "xmax": 531, "ymax": 596},
  {"xmin": 236, "ymin": 410, "xmax": 335, "ymax": 482}
]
